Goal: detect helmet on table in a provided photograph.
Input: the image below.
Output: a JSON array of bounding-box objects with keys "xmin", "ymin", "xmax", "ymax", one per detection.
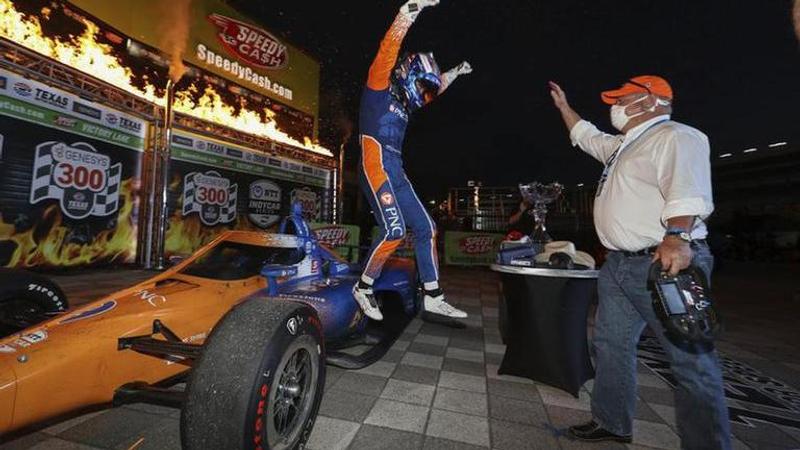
[{"xmin": 391, "ymin": 52, "xmax": 442, "ymax": 111}]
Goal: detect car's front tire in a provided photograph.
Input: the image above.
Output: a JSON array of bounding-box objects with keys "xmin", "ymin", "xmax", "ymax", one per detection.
[
  {"xmin": 0, "ymin": 268, "xmax": 68, "ymax": 337},
  {"xmin": 181, "ymin": 298, "xmax": 325, "ymax": 450}
]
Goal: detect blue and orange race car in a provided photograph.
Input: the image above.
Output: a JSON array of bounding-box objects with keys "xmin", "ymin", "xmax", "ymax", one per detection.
[{"xmin": 0, "ymin": 203, "xmax": 419, "ymax": 449}]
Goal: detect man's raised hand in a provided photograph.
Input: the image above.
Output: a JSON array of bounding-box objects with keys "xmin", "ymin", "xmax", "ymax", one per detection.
[
  {"xmin": 549, "ymin": 81, "xmax": 583, "ymax": 133},
  {"xmin": 549, "ymin": 81, "xmax": 570, "ymax": 111}
]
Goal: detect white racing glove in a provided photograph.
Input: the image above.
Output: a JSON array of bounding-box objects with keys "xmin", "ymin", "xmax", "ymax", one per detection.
[
  {"xmin": 400, "ymin": 0, "xmax": 440, "ymax": 20},
  {"xmin": 440, "ymin": 61, "xmax": 473, "ymax": 93},
  {"xmin": 449, "ymin": 61, "xmax": 473, "ymax": 76}
]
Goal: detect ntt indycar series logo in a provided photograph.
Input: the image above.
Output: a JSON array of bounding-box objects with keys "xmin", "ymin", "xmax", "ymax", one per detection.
[
  {"xmin": 248, "ymin": 179, "xmax": 281, "ymax": 229},
  {"xmin": 182, "ymin": 171, "xmax": 238, "ymax": 226},
  {"xmin": 29, "ymin": 142, "xmax": 122, "ymax": 220},
  {"xmin": 207, "ymin": 13, "xmax": 288, "ymax": 69}
]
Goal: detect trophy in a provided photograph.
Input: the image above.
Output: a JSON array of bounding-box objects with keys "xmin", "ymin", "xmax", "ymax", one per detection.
[{"xmin": 519, "ymin": 182, "xmax": 563, "ymax": 244}]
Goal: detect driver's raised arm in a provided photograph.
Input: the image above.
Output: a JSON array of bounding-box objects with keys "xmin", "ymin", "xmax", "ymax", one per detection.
[{"xmin": 367, "ymin": 0, "xmax": 439, "ymax": 91}]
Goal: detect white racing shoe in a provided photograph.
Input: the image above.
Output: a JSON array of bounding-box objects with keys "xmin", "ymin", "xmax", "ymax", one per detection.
[
  {"xmin": 353, "ymin": 283, "xmax": 383, "ymax": 321},
  {"xmin": 423, "ymin": 290, "xmax": 467, "ymax": 319}
]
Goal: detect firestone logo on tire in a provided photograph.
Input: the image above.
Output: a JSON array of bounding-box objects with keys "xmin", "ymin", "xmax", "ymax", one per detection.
[{"xmin": 207, "ymin": 13, "xmax": 288, "ymax": 70}]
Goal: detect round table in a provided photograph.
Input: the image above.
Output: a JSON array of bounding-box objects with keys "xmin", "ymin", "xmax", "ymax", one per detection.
[{"xmin": 490, "ymin": 264, "xmax": 599, "ymax": 397}]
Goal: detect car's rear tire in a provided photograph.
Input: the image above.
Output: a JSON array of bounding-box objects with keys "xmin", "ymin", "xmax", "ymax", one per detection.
[
  {"xmin": 181, "ymin": 298, "xmax": 325, "ymax": 450},
  {"xmin": 0, "ymin": 268, "xmax": 68, "ymax": 337}
]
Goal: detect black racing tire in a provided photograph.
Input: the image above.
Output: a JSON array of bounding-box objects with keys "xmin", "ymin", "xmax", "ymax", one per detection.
[
  {"xmin": 0, "ymin": 268, "xmax": 68, "ymax": 337},
  {"xmin": 181, "ymin": 298, "xmax": 326, "ymax": 450}
]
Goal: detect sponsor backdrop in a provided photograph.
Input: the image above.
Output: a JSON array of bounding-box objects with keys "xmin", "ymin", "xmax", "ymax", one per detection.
[
  {"xmin": 310, "ymin": 223, "xmax": 360, "ymax": 263},
  {"xmin": 0, "ymin": 68, "xmax": 146, "ymax": 268},
  {"xmin": 444, "ymin": 231, "xmax": 505, "ymax": 266},
  {"xmin": 165, "ymin": 129, "xmax": 331, "ymax": 257},
  {"xmin": 68, "ymin": 0, "xmax": 320, "ymax": 137}
]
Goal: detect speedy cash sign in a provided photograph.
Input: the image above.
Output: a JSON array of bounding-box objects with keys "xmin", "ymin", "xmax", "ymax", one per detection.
[
  {"xmin": 459, "ymin": 235, "xmax": 498, "ymax": 255},
  {"xmin": 207, "ymin": 13, "xmax": 288, "ymax": 70}
]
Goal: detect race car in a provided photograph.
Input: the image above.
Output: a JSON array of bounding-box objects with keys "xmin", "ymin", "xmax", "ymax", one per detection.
[{"xmin": 0, "ymin": 203, "xmax": 419, "ymax": 449}]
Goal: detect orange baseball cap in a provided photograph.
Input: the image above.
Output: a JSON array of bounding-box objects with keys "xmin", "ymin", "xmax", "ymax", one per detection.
[{"xmin": 601, "ymin": 75, "xmax": 673, "ymax": 105}]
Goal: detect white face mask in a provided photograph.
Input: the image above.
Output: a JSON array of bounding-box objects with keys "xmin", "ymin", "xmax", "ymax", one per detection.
[
  {"xmin": 609, "ymin": 95, "xmax": 666, "ymax": 131},
  {"xmin": 609, "ymin": 104, "xmax": 634, "ymax": 131}
]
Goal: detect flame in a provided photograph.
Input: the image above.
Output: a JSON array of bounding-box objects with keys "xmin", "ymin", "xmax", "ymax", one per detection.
[
  {"xmin": 0, "ymin": 0, "xmax": 332, "ymax": 156},
  {"xmin": 0, "ymin": 180, "xmax": 139, "ymax": 268},
  {"xmin": 164, "ymin": 215, "xmax": 222, "ymax": 257},
  {"xmin": 172, "ymin": 84, "xmax": 308, "ymax": 148},
  {"xmin": 164, "ymin": 210, "xmax": 266, "ymax": 257}
]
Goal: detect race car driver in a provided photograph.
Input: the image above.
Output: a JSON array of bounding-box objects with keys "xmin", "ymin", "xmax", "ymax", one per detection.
[{"xmin": 353, "ymin": 0, "xmax": 472, "ymax": 321}]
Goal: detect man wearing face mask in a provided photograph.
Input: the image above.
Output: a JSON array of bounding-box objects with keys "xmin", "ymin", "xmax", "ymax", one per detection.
[{"xmin": 549, "ymin": 77, "xmax": 731, "ymax": 449}]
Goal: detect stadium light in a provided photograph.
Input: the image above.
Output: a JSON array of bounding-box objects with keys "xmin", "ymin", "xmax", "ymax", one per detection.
[
  {"xmin": 577, "ymin": 183, "xmax": 585, "ymax": 187},
  {"xmin": 743, "ymin": 148, "xmax": 757, "ymax": 154},
  {"xmin": 719, "ymin": 153, "xmax": 733, "ymax": 158},
  {"xmin": 768, "ymin": 142, "xmax": 787, "ymax": 148}
]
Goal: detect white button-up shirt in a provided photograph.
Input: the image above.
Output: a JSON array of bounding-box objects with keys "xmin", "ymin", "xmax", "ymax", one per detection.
[{"xmin": 570, "ymin": 115, "xmax": 714, "ymax": 251}]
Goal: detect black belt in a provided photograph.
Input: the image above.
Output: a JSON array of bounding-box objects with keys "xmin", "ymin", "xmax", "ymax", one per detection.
[{"xmin": 619, "ymin": 239, "xmax": 707, "ymax": 257}]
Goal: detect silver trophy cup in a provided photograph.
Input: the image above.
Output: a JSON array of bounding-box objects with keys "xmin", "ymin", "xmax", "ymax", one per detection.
[{"xmin": 519, "ymin": 182, "xmax": 563, "ymax": 244}]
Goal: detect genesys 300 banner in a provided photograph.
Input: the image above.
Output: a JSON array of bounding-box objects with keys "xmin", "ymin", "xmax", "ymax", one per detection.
[{"xmin": 0, "ymin": 68, "xmax": 146, "ymax": 268}]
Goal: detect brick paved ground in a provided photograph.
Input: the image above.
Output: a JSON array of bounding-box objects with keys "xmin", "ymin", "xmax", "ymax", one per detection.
[{"xmin": 1, "ymin": 264, "xmax": 799, "ymax": 449}]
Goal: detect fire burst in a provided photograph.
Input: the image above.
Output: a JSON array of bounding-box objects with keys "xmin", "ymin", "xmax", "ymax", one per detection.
[{"xmin": 0, "ymin": 0, "xmax": 332, "ymax": 156}]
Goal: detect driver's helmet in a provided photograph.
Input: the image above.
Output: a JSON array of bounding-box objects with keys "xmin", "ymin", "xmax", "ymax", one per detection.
[{"xmin": 391, "ymin": 52, "xmax": 442, "ymax": 111}]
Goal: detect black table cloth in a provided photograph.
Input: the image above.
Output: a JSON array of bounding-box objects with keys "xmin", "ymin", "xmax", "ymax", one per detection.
[{"xmin": 491, "ymin": 264, "xmax": 598, "ymax": 397}]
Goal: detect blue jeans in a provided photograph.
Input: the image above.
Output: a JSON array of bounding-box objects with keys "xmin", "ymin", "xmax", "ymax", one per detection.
[{"xmin": 591, "ymin": 244, "xmax": 732, "ymax": 450}]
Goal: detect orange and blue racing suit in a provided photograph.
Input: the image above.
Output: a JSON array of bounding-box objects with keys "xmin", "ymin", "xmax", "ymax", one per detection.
[{"xmin": 358, "ymin": 13, "xmax": 440, "ymax": 285}]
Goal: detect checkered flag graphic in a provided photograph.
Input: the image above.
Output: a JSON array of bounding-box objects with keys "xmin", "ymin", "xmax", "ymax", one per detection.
[
  {"xmin": 182, "ymin": 172, "xmax": 199, "ymax": 216},
  {"xmin": 29, "ymin": 142, "xmax": 63, "ymax": 205},
  {"xmin": 92, "ymin": 162, "xmax": 122, "ymax": 216},
  {"xmin": 220, "ymin": 183, "xmax": 238, "ymax": 223}
]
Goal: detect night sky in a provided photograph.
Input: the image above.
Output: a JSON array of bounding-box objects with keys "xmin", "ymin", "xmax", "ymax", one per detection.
[{"xmin": 234, "ymin": 0, "xmax": 800, "ymax": 202}]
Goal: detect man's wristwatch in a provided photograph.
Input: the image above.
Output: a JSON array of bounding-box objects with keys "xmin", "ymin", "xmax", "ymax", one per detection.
[{"xmin": 665, "ymin": 227, "xmax": 692, "ymax": 243}]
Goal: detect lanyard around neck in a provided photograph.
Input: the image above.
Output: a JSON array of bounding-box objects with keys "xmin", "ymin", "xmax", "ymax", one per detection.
[
  {"xmin": 607, "ymin": 119, "xmax": 669, "ymax": 165},
  {"xmin": 595, "ymin": 119, "xmax": 669, "ymax": 197}
]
